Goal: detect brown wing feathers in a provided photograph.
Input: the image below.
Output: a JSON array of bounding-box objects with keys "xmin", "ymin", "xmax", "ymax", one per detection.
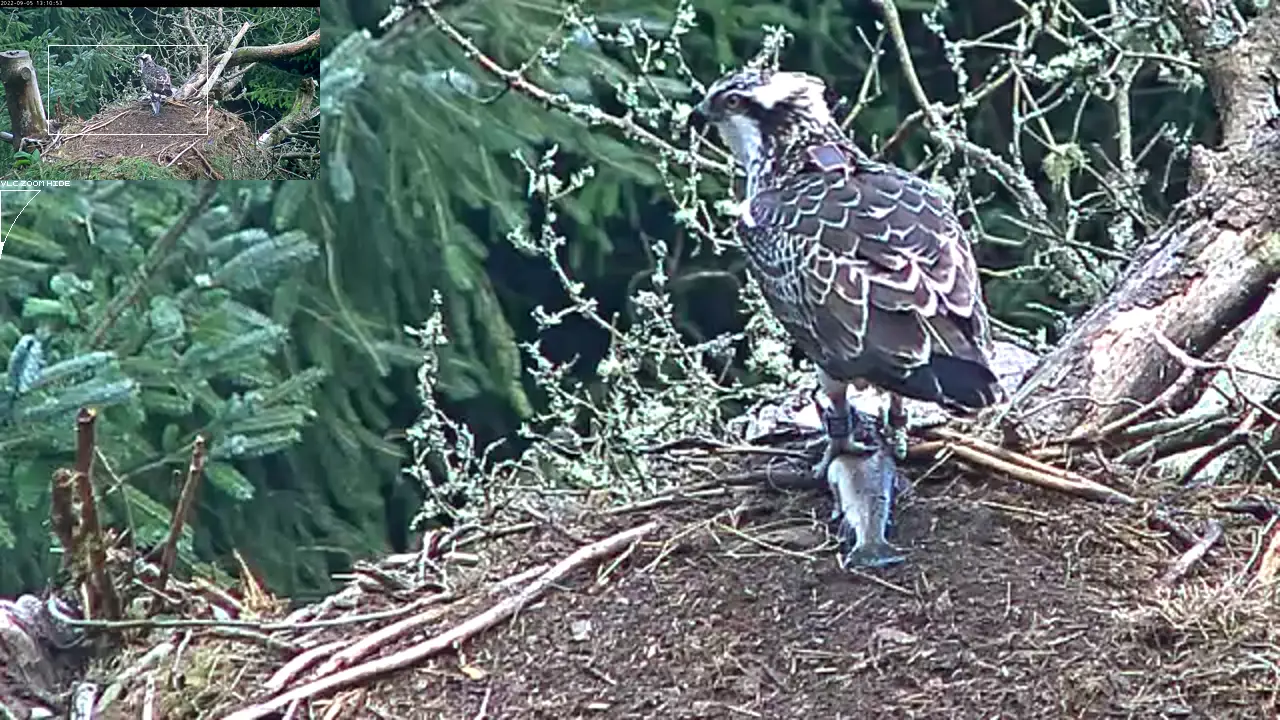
[{"xmin": 749, "ymin": 160, "xmax": 1000, "ymax": 409}]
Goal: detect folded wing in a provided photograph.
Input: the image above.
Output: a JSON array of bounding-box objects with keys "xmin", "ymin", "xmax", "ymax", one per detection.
[{"xmin": 746, "ymin": 156, "xmax": 1000, "ymax": 409}]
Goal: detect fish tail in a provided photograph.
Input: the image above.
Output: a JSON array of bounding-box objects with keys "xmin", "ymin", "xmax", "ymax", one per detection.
[{"xmin": 842, "ymin": 541, "xmax": 906, "ymax": 569}]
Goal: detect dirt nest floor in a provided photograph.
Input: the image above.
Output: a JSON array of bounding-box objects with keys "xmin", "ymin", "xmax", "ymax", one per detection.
[
  {"xmin": 85, "ymin": 465, "xmax": 1280, "ymax": 720},
  {"xmin": 44, "ymin": 100, "xmax": 267, "ymax": 179}
]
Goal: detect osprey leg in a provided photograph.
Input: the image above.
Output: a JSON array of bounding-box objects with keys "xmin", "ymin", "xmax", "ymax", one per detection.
[
  {"xmin": 886, "ymin": 392, "xmax": 908, "ymax": 461},
  {"xmin": 812, "ymin": 367, "xmax": 876, "ymax": 482}
]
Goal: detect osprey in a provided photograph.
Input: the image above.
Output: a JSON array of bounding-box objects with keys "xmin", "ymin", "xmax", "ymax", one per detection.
[
  {"xmin": 136, "ymin": 53, "xmax": 173, "ymax": 116},
  {"xmin": 695, "ymin": 67, "xmax": 1001, "ymax": 488}
]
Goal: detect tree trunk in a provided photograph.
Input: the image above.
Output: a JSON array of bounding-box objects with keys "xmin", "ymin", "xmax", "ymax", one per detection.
[
  {"xmin": 0, "ymin": 50, "xmax": 49, "ymax": 152},
  {"xmin": 256, "ymin": 78, "xmax": 317, "ymax": 148},
  {"xmin": 999, "ymin": 1, "xmax": 1280, "ymax": 484}
]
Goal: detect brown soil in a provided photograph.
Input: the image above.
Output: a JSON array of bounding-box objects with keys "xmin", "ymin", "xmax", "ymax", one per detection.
[
  {"xmin": 43, "ymin": 100, "xmax": 266, "ymax": 179},
  {"xmin": 88, "ymin": 466, "xmax": 1280, "ymax": 720}
]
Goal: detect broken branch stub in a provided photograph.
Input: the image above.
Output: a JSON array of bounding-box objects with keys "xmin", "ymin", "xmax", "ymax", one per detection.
[{"xmin": 0, "ymin": 50, "xmax": 49, "ymax": 151}]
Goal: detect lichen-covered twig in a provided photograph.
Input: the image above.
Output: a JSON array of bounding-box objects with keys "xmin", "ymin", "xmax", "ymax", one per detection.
[
  {"xmin": 869, "ymin": 0, "xmax": 1048, "ymax": 223},
  {"xmin": 420, "ymin": 3, "xmax": 727, "ymax": 176}
]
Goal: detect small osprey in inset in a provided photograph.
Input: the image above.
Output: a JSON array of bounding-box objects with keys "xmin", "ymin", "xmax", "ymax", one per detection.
[{"xmin": 136, "ymin": 53, "xmax": 173, "ymax": 116}]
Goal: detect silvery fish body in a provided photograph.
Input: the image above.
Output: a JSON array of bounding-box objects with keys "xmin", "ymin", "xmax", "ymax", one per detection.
[{"xmin": 827, "ymin": 445, "xmax": 905, "ymax": 569}]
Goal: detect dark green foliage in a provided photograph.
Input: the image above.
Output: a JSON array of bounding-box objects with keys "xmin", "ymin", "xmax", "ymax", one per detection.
[
  {"xmin": 244, "ymin": 64, "xmax": 305, "ymax": 111},
  {"xmin": 0, "ymin": 183, "xmax": 350, "ymax": 595},
  {"xmin": 0, "ymin": 9, "xmax": 136, "ymax": 125}
]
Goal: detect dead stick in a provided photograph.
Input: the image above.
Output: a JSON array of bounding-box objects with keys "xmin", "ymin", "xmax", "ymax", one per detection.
[
  {"xmin": 156, "ymin": 435, "xmax": 208, "ymax": 591},
  {"xmin": 1157, "ymin": 520, "xmax": 1223, "ymax": 586},
  {"xmin": 309, "ymin": 597, "xmax": 453, "ymax": 677},
  {"xmin": 946, "ymin": 443, "xmax": 1136, "ymax": 505},
  {"xmin": 1213, "ymin": 498, "xmax": 1277, "ymax": 523},
  {"xmin": 263, "ymin": 640, "xmax": 354, "ymax": 694},
  {"xmin": 1175, "ymin": 429, "xmax": 1253, "ymax": 486},
  {"xmin": 50, "ymin": 468, "xmax": 78, "ymax": 568},
  {"xmin": 927, "ymin": 427, "xmax": 1102, "ymax": 487},
  {"xmin": 73, "ymin": 408, "xmax": 121, "ymax": 619},
  {"xmin": 1058, "ymin": 363, "xmax": 1203, "ymax": 445},
  {"xmin": 164, "ymin": 139, "xmax": 201, "ymax": 167},
  {"xmin": 224, "ymin": 521, "xmax": 658, "ymax": 720},
  {"xmin": 200, "ymin": 21, "xmax": 252, "ymax": 97}
]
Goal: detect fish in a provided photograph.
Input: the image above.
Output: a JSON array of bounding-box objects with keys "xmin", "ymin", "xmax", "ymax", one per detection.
[{"xmin": 826, "ymin": 440, "xmax": 906, "ymax": 569}]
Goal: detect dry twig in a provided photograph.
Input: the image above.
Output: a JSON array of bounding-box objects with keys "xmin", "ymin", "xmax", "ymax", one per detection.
[
  {"xmin": 1157, "ymin": 520, "xmax": 1223, "ymax": 586},
  {"xmin": 155, "ymin": 434, "xmax": 208, "ymax": 591},
  {"xmin": 224, "ymin": 521, "xmax": 658, "ymax": 720},
  {"xmin": 921, "ymin": 426, "xmax": 1136, "ymax": 505}
]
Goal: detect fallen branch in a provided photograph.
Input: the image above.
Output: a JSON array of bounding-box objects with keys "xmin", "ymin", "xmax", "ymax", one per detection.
[
  {"xmin": 224, "ymin": 521, "xmax": 659, "ymax": 720},
  {"xmin": 224, "ymin": 29, "xmax": 319, "ymax": 65},
  {"xmin": 199, "ymin": 21, "xmax": 251, "ymax": 98},
  {"xmin": 1157, "ymin": 520, "xmax": 1223, "ymax": 586},
  {"xmin": 263, "ymin": 640, "xmax": 351, "ymax": 694},
  {"xmin": 943, "ymin": 442, "xmax": 1135, "ymax": 505},
  {"xmin": 1214, "ymin": 498, "xmax": 1277, "ymax": 523},
  {"xmin": 308, "ymin": 595, "xmax": 454, "ymax": 677},
  {"xmin": 164, "ymin": 139, "xmax": 201, "ymax": 167}
]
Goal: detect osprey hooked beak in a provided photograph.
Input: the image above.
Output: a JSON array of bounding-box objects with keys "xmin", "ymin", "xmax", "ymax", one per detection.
[{"xmin": 693, "ymin": 94, "xmax": 713, "ymax": 120}]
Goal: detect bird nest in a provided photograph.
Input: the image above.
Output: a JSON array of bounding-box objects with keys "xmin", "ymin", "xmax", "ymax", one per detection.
[
  {"xmin": 40, "ymin": 100, "xmax": 266, "ymax": 180},
  {"xmin": 4, "ymin": 409, "xmax": 1280, "ymax": 718}
]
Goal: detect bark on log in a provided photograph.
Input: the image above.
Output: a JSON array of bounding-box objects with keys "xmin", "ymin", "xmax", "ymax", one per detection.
[
  {"xmin": 1001, "ymin": 1, "xmax": 1280, "ymax": 447},
  {"xmin": 1154, "ymin": 288, "xmax": 1280, "ymax": 483},
  {"xmin": 227, "ymin": 30, "xmax": 319, "ymax": 65},
  {"xmin": 0, "ymin": 50, "xmax": 49, "ymax": 152},
  {"xmin": 256, "ymin": 78, "xmax": 317, "ymax": 148}
]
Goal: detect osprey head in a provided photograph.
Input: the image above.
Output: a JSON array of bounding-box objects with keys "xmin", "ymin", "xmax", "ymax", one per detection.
[
  {"xmin": 695, "ymin": 69, "xmax": 835, "ymax": 170},
  {"xmin": 136, "ymin": 53, "xmax": 152, "ymax": 69}
]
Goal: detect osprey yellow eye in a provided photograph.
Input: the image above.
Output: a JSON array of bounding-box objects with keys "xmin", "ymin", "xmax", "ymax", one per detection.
[{"xmin": 723, "ymin": 94, "xmax": 744, "ymax": 110}]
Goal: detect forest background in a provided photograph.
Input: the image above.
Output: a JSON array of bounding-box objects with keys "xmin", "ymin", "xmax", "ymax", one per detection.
[{"xmin": 0, "ymin": 0, "xmax": 1219, "ymax": 597}]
